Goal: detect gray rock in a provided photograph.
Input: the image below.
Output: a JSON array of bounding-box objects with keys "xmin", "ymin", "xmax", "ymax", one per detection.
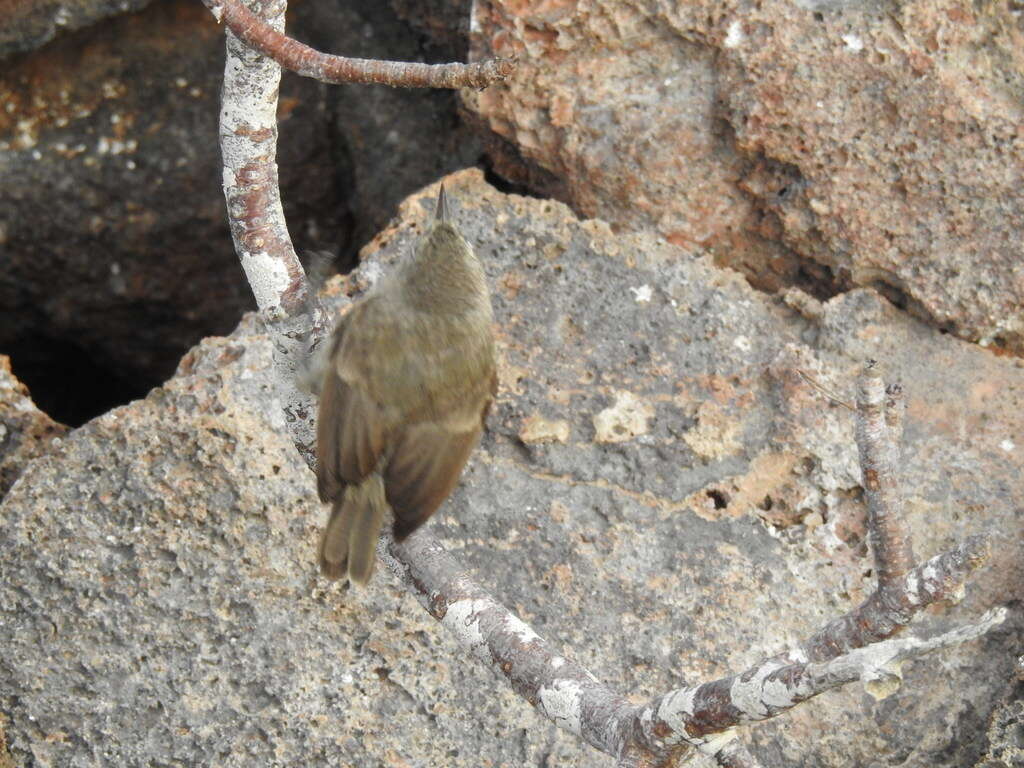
[
  {"xmin": 0, "ymin": 356, "xmax": 67, "ymax": 498},
  {"xmin": 1, "ymin": 171, "xmax": 1020, "ymax": 766},
  {"xmin": 0, "ymin": 0, "xmax": 154, "ymax": 59}
]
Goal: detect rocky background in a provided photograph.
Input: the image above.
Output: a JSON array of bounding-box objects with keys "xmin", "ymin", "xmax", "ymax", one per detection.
[{"xmin": 1, "ymin": 1, "xmax": 1022, "ymax": 767}]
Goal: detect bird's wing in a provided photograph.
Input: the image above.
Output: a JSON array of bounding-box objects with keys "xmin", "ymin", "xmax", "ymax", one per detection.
[
  {"xmin": 315, "ymin": 305, "xmax": 389, "ymax": 503},
  {"xmin": 384, "ymin": 369, "xmax": 496, "ymax": 540},
  {"xmin": 318, "ymin": 291, "xmax": 495, "ymax": 534}
]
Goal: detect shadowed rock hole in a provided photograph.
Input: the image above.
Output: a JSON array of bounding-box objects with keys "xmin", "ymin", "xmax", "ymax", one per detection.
[
  {"xmin": 480, "ymin": 154, "xmax": 550, "ymax": 200},
  {"xmin": 6, "ymin": 334, "xmax": 155, "ymax": 428},
  {"xmin": 707, "ymin": 489, "xmax": 730, "ymax": 509}
]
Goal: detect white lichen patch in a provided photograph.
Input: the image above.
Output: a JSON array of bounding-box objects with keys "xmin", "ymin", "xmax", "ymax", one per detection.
[
  {"xmin": 519, "ymin": 413, "xmax": 571, "ymax": 444},
  {"xmin": 240, "ymin": 252, "xmax": 291, "ymax": 314},
  {"xmin": 724, "ymin": 20, "xmax": 744, "ymax": 48},
  {"xmin": 538, "ymin": 679, "xmax": 584, "ymax": 736},
  {"xmin": 1001, "ymin": 439, "xmax": 1015, "ymax": 453},
  {"xmin": 683, "ymin": 401, "xmax": 742, "ymax": 460},
  {"xmin": 655, "ymin": 686, "xmax": 697, "ymax": 730},
  {"xmin": 905, "ymin": 571, "xmax": 921, "ymax": 605},
  {"xmin": 504, "ymin": 614, "xmax": 541, "ymax": 645},
  {"xmin": 441, "ymin": 598, "xmax": 493, "ymax": 663},
  {"xmin": 593, "ymin": 391, "xmax": 655, "ymax": 443},
  {"xmin": 729, "ymin": 662, "xmax": 787, "ymax": 717},
  {"xmin": 630, "ymin": 284, "xmax": 653, "ymax": 303},
  {"xmin": 697, "ymin": 728, "xmax": 738, "ymax": 753}
]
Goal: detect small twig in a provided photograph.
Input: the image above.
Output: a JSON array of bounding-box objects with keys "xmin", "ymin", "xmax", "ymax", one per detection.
[
  {"xmin": 202, "ymin": 0, "xmax": 516, "ymax": 89},
  {"xmin": 797, "ymin": 369, "xmax": 856, "ymax": 411},
  {"xmin": 786, "ymin": 535, "xmax": 990, "ymax": 662},
  {"xmin": 855, "ymin": 361, "xmax": 916, "ymax": 588}
]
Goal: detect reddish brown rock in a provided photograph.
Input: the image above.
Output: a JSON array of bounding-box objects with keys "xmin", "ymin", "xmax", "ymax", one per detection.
[{"xmin": 464, "ymin": 0, "xmax": 1024, "ymax": 353}]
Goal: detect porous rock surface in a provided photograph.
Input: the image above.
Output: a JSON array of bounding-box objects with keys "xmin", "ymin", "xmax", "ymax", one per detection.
[
  {"xmin": 464, "ymin": 0, "xmax": 1024, "ymax": 354},
  {"xmin": 0, "ymin": 356, "xmax": 68, "ymax": 497},
  {"xmin": 1, "ymin": 170, "xmax": 1021, "ymax": 766}
]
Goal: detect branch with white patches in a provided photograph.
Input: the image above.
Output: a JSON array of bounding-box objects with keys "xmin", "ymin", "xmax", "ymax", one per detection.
[
  {"xmin": 625, "ymin": 364, "xmax": 998, "ymax": 752},
  {"xmin": 203, "ymin": 0, "xmax": 516, "ymax": 89},
  {"xmin": 377, "ymin": 527, "xmax": 642, "ymax": 758},
  {"xmin": 778, "ymin": 534, "xmax": 990, "ymax": 663},
  {"xmin": 215, "ymin": 5, "xmax": 1001, "ymax": 765},
  {"xmin": 633, "ymin": 609, "xmax": 1005, "ymax": 751},
  {"xmin": 218, "ymin": 0, "xmax": 329, "ymax": 465}
]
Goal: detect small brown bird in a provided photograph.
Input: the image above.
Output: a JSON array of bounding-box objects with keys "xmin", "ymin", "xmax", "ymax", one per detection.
[{"xmin": 315, "ymin": 186, "xmax": 496, "ymax": 583}]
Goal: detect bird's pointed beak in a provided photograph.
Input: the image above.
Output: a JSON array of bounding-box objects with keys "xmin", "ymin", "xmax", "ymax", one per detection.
[{"xmin": 435, "ymin": 184, "xmax": 449, "ymax": 224}]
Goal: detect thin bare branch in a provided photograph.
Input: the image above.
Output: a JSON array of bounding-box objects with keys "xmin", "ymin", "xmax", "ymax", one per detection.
[
  {"xmin": 796, "ymin": 369, "xmax": 855, "ymax": 411},
  {"xmin": 855, "ymin": 361, "xmax": 916, "ymax": 588},
  {"xmin": 203, "ymin": 0, "xmax": 516, "ymax": 89}
]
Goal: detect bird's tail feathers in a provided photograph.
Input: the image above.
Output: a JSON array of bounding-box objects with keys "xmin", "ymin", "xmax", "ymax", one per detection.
[{"xmin": 319, "ymin": 474, "xmax": 387, "ymax": 584}]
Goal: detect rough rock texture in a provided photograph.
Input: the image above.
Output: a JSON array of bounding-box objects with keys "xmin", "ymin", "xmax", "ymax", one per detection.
[
  {"xmin": 1, "ymin": 170, "xmax": 1021, "ymax": 766},
  {"xmin": 463, "ymin": 0, "xmax": 1024, "ymax": 354},
  {"xmin": 0, "ymin": 356, "xmax": 68, "ymax": 498},
  {"xmin": 975, "ymin": 681, "xmax": 1024, "ymax": 768},
  {"xmin": 0, "ymin": 0, "xmax": 155, "ymax": 58}
]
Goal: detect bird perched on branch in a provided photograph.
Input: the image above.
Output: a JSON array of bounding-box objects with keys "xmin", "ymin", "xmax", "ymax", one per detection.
[{"xmin": 315, "ymin": 186, "xmax": 496, "ymax": 583}]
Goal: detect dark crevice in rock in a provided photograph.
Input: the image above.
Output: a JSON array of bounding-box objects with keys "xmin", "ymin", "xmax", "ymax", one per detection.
[
  {"xmin": 0, "ymin": 0, "xmax": 508, "ymax": 426},
  {"xmin": 292, "ymin": 0, "xmax": 487, "ymax": 272},
  {"xmin": 479, "ymin": 151, "xmax": 553, "ymax": 201},
  {"xmin": 0, "ymin": 0, "xmax": 338, "ymax": 426},
  {"xmin": 462, "ymin": 109, "xmax": 573, "ymax": 207},
  {"xmin": 5, "ymin": 334, "xmax": 148, "ymax": 427},
  {"xmin": 714, "ymin": 119, "xmax": 1021, "ymax": 357}
]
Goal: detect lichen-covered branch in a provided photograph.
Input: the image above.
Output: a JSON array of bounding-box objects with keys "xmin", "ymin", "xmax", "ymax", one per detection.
[
  {"xmin": 378, "ymin": 528, "xmax": 641, "ymax": 758},
  {"xmin": 624, "ymin": 364, "xmax": 998, "ymax": 753},
  {"xmin": 215, "ymin": 5, "xmax": 1001, "ymax": 766},
  {"xmin": 785, "ymin": 534, "xmax": 989, "ymax": 663},
  {"xmin": 633, "ymin": 607, "xmax": 1005, "ymax": 751},
  {"xmin": 218, "ymin": 0, "xmax": 328, "ymax": 465},
  {"xmin": 203, "ymin": 0, "xmax": 516, "ymax": 88}
]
